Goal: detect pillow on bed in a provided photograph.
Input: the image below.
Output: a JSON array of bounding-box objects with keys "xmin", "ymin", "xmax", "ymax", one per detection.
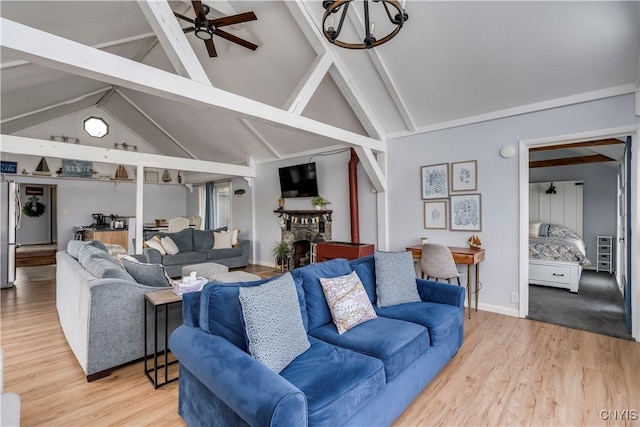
[{"xmin": 529, "ymin": 223, "xmax": 541, "ymax": 237}]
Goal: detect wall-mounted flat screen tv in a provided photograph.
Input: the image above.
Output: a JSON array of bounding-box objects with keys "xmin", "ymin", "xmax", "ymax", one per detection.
[{"xmin": 278, "ymin": 162, "xmax": 319, "ymax": 198}]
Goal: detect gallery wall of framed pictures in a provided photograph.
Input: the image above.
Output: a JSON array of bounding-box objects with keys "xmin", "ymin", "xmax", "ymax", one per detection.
[{"xmin": 421, "ymin": 160, "xmax": 481, "ymax": 231}]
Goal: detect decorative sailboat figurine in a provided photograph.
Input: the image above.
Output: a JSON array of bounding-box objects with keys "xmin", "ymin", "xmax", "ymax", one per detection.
[
  {"xmin": 467, "ymin": 235, "xmax": 482, "ymax": 249},
  {"xmin": 161, "ymin": 169, "xmax": 172, "ymax": 183},
  {"xmin": 112, "ymin": 164, "xmax": 131, "ymax": 180},
  {"xmin": 32, "ymin": 157, "xmax": 51, "ymax": 176}
]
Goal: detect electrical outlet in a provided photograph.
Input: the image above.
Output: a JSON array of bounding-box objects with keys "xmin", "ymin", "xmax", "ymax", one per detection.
[
  {"xmin": 63, "ymin": 209, "xmax": 70, "ymax": 215},
  {"xmin": 510, "ymin": 291, "xmax": 519, "ymax": 303}
]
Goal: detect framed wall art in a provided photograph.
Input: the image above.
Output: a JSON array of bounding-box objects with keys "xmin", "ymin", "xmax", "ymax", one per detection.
[
  {"xmin": 421, "ymin": 163, "xmax": 449, "ymax": 199},
  {"xmin": 62, "ymin": 159, "xmax": 93, "ymax": 177},
  {"xmin": 450, "ymin": 193, "xmax": 482, "ymax": 231},
  {"xmin": 1, "ymin": 161, "xmax": 17, "ymax": 174},
  {"xmin": 450, "ymin": 160, "xmax": 477, "ymax": 192},
  {"xmin": 424, "ymin": 200, "xmax": 448, "ymax": 229},
  {"xmin": 145, "ymin": 171, "xmax": 159, "ymax": 183}
]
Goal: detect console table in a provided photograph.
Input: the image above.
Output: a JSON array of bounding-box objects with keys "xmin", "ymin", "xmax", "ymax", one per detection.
[{"xmin": 406, "ymin": 245, "xmax": 485, "ymax": 319}]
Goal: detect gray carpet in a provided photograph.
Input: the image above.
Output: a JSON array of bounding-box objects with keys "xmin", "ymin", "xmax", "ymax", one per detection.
[{"xmin": 528, "ymin": 270, "xmax": 632, "ymax": 340}]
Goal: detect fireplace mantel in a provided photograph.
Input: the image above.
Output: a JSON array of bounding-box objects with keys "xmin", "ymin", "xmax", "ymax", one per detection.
[{"xmin": 274, "ymin": 209, "xmax": 333, "ymax": 215}]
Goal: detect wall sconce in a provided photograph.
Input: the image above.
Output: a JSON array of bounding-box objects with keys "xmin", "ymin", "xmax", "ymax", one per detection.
[
  {"xmin": 545, "ymin": 183, "xmax": 557, "ymax": 194},
  {"xmin": 234, "ymin": 189, "xmax": 246, "ymax": 196}
]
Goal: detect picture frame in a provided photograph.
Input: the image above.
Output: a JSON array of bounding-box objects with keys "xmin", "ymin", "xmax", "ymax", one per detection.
[
  {"xmin": 62, "ymin": 159, "xmax": 93, "ymax": 177},
  {"xmin": 145, "ymin": 171, "xmax": 159, "ymax": 183},
  {"xmin": 450, "ymin": 160, "xmax": 477, "ymax": 192},
  {"xmin": 424, "ymin": 200, "xmax": 448, "ymax": 229},
  {"xmin": 450, "ymin": 193, "xmax": 482, "ymax": 231},
  {"xmin": 421, "ymin": 163, "xmax": 449, "ymax": 199},
  {"xmin": 1, "ymin": 161, "xmax": 17, "ymax": 174}
]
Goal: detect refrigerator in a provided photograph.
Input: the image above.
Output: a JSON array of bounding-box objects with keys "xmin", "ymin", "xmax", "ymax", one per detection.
[{"xmin": 1, "ymin": 179, "xmax": 21, "ymax": 288}]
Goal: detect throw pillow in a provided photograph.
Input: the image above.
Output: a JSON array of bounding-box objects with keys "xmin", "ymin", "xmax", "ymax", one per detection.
[
  {"xmin": 529, "ymin": 222, "xmax": 541, "ymax": 238},
  {"xmin": 319, "ymin": 271, "xmax": 377, "ymax": 334},
  {"xmin": 105, "ymin": 243, "xmax": 129, "ymax": 266},
  {"xmin": 161, "ymin": 236, "xmax": 180, "ymax": 255},
  {"xmin": 145, "ymin": 236, "xmax": 166, "ymax": 255},
  {"xmin": 231, "ymin": 228, "xmax": 240, "ymax": 247},
  {"xmin": 238, "ymin": 272, "xmax": 310, "ymax": 373},
  {"xmin": 67, "ymin": 240, "xmax": 84, "ymax": 259},
  {"xmin": 374, "ymin": 250, "xmax": 421, "ymax": 308},
  {"xmin": 121, "ymin": 256, "xmax": 172, "ymax": 288},
  {"xmin": 213, "ymin": 231, "xmax": 234, "ymax": 249}
]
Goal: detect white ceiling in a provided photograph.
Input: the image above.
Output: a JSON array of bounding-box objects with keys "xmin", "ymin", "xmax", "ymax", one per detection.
[{"xmin": 1, "ymin": 1, "xmax": 638, "ymax": 167}]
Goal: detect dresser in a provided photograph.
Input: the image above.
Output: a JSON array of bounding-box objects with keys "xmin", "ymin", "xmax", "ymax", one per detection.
[{"xmin": 596, "ymin": 236, "xmax": 613, "ymax": 273}]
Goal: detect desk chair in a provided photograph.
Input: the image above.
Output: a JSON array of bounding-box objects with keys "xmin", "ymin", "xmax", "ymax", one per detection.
[
  {"xmin": 168, "ymin": 217, "xmax": 190, "ymax": 232},
  {"xmin": 420, "ymin": 243, "xmax": 461, "ymax": 285}
]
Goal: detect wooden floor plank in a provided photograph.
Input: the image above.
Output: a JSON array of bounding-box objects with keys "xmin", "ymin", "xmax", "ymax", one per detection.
[{"xmin": 1, "ymin": 265, "xmax": 638, "ymax": 426}]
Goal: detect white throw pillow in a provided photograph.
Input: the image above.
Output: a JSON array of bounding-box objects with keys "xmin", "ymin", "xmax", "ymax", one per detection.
[
  {"xmin": 213, "ymin": 231, "xmax": 234, "ymax": 249},
  {"xmin": 231, "ymin": 228, "xmax": 240, "ymax": 246},
  {"xmin": 529, "ymin": 222, "xmax": 541, "ymax": 238},
  {"xmin": 145, "ymin": 236, "xmax": 166, "ymax": 255},
  {"xmin": 161, "ymin": 236, "xmax": 180, "ymax": 255}
]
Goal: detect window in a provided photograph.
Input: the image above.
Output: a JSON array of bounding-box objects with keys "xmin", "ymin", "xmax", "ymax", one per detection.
[
  {"xmin": 214, "ymin": 181, "xmax": 231, "ymax": 229},
  {"xmin": 83, "ymin": 116, "xmax": 109, "ymax": 138}
]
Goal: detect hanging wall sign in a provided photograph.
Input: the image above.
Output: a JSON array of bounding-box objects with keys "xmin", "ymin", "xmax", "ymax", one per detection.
[{"xmin": 25, "ymin": 186, "xmax": 44, "ymax": 196}]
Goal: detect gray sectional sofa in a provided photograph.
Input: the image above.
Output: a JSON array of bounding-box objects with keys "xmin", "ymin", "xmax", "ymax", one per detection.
[
  {"xmin": 56, "ymin": 240, "xmax": 182, "ymax": 381},
  {"xmin": 143, "ymin": 228, "xmax": 250, "ymax": 277}
]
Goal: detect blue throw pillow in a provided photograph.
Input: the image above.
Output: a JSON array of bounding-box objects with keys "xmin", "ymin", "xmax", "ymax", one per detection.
[
  {"xmin": 239, "ymin": 273, "xmax": 310, "ymax": 373},
  {"xmin": 374, "ymin": 250, "xmax": 420, "ymax": 307}
]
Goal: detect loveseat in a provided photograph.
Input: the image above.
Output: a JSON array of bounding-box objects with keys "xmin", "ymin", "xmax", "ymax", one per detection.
[
  {"xmin": 143, "ymin": 228, "xmax": 250, "ymax": 277},
  {"xmin": 56, "ymin": 240, "xmax": 182, "ymax": 381},
  {"xmin": 169, "ymin": 253, "xmax": 465, "ymax": 426}
]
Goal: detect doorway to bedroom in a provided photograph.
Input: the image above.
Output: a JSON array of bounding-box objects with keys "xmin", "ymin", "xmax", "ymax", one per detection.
[{"xmin": 520, "ymin": 129, "xmax": 635, "ymax": 340}]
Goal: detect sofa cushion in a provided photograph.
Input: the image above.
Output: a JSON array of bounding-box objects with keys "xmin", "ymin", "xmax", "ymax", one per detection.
[
  {"xmin": 374, "ymin": 250, "xmax": 421, "ymax": 308},
  {"xmin": 145, "ymin": 236, "xmax": 166, "ymax": 255},
  {"xmin": 84, "ymin": 257, "xmax": 136, "ymax": 282},
  {"xmin": 376, "ymin": 302, "xmax": 463, "ymax": 346},
  {"xmin": 291, "ymin": 258, "xmax": 353, "ymax": 331},
  {"xmin": 281, "ymin": 336, "xmax": 385, "ymax": 426},
  {"xmin": 67, "ymin": 240, "xmax": 84, "ymax": 259},
  {"xmin": 349, "ymin": 255, "xmax": 377, "ymax": 304},
  {"xmin": 199, "ymin": 275, "xmax": 308, "ymax": 351},
  {"xmin": 121, "ymin": 257, "xmax": 171, "ymax": 288},
  {"xmin": 192, "ymin": 230, "xmax": 214, "ymax": 252},
  {"xmin": 319, "ymin": 271, "xmax": 377, "ymax": 334},
  {"xmin": 239, "ymin": 273, "xmax": 311, "ymax": 373},
  {"xmin": 78, "ymin": 241, "xmax": 116, "ymax": 268},
  {"xmin": 161, "ymin": 236, "xmax": 180, "ymax": 255},
  {"xmin": 204, "ymin": 247, "xmax": 243, "ymax": 261},
  {"xmin": 309, "ymin": 316, "xmax": 430, "ymax": 381},
  {"xmin": 162, "ymin": 251, "xmax": 207, "ymax": 266}
]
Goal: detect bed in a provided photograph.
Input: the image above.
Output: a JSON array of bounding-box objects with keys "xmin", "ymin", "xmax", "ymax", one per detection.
[{"xmin": 529, "ymin": 223, "xmax": 591, "ymax": 293}]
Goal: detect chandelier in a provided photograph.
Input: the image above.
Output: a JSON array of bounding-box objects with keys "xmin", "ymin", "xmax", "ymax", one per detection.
[{"xmin": 322, "ymin": 0, "xmax": 408, "ymax": 49}]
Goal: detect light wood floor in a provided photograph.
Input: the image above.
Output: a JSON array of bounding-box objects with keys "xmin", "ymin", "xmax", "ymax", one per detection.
[{"xmin": 1, "ymin": 266, "xmax": 639, "ymax": 427}]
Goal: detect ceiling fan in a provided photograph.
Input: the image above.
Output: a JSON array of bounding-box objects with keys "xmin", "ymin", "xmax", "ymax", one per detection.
[{"xmin": 174, "ymin": 1, "xmax": 258, "ymax": 57}]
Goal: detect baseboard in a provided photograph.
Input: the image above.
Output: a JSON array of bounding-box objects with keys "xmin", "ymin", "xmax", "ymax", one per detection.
[
  {"xmin": 250, "ymin": 260, "xmax": 275, "ymax": 268},
  {"xmin": 464, "ymin": 302, "xmax": 519, "ymax": 318}
]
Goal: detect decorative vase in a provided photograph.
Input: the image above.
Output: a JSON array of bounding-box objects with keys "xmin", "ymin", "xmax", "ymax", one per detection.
[
  {"xmin": 315, "ymin": 205, "xmax": 321, "ymax": 210},
  {"xmin": 421, "ymin": 237, "xmax": 429, "ymax": 246}
]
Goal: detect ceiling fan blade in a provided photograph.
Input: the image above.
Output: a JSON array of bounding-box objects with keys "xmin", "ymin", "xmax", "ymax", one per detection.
[
  {"xmin": 191, "ymin": 0, "xmax": 207, "ymax": 20},
  {"xmin": 183, "ymin": 27, "xmax": 196, "ymax": 34},
  {"xmin": 173, "ymin": 12, "xmax": 194, "ymax": 24},
  {"xmin": 213, "ymin": 29, "xmax": 258, "ymax": 51},
  {"xmin": 211, "ymin": 11, "xmax": 257, "ymax": 28},
  {"xmin": 204, "ymin": 38, "xmax": 218, "ymax": 57}
]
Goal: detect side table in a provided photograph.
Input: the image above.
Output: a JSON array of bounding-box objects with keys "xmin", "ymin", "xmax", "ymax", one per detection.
[{"xmin": 144, "ymin": 289, "xmax": 182, "ymax": 388}]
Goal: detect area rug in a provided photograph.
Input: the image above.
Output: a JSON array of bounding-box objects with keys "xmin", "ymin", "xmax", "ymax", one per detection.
[{"xmin": 528, "ymin": 270, "xmax": 632, "ymax": 340}]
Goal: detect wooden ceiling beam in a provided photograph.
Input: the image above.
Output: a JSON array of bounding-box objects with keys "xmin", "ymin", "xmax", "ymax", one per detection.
[
  {"xmin": 529, "ymin": 138, "xmax": 624, "ymax": 152},
  {"xmin": 529, "ymin": 154, "xmax": 615, "ymax": 168}
]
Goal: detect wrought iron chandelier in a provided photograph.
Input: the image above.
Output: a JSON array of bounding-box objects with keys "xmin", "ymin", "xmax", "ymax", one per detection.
[{"xmin": 322, "ymin": 0, "xmax": 408, "ymax": 49}]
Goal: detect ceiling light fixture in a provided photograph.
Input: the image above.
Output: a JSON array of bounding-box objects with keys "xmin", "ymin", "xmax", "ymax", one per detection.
[
  {"xmin": 322, "ymin": 0, "xmax": 408, "ymax": 49},
  {"xmin": 545, "ymin": 183, "xmax": 557, "ymax": 194},
  {"xmin": 194, "ymin": 19, "xmax": 214, "ymax": 40}
]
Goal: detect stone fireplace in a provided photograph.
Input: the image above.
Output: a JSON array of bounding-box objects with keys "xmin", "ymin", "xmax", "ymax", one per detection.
[{"xmin": 276, "ymin": 210, "xmax": 332, "ymax": 268}]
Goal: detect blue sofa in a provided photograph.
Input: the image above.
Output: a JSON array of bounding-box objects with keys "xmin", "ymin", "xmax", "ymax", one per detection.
[{"xmin": 169, "ymin": 255, "xmax": 465, "ymax": 426}]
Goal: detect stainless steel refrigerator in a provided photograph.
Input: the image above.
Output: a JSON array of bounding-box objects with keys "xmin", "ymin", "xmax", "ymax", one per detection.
[{"xmin": 1, "ymin": 178, "xmax": 21, "ymax": 288}]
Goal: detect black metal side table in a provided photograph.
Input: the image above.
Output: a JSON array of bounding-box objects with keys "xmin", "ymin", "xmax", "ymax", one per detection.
[{"xmin": 144, "ymin": 289, "xmax": 182, "ymax": 388}]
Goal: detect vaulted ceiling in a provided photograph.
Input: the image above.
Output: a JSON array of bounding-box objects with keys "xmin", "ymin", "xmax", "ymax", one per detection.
[{"xmin": 1, "ymin": 1, "xmax": 638, "ymax": 167}]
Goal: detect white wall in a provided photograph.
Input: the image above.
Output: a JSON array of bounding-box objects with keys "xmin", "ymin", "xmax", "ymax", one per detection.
[{"xmin": 386, "ymin": 94, "xmax": 638, "ymax": 315}]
